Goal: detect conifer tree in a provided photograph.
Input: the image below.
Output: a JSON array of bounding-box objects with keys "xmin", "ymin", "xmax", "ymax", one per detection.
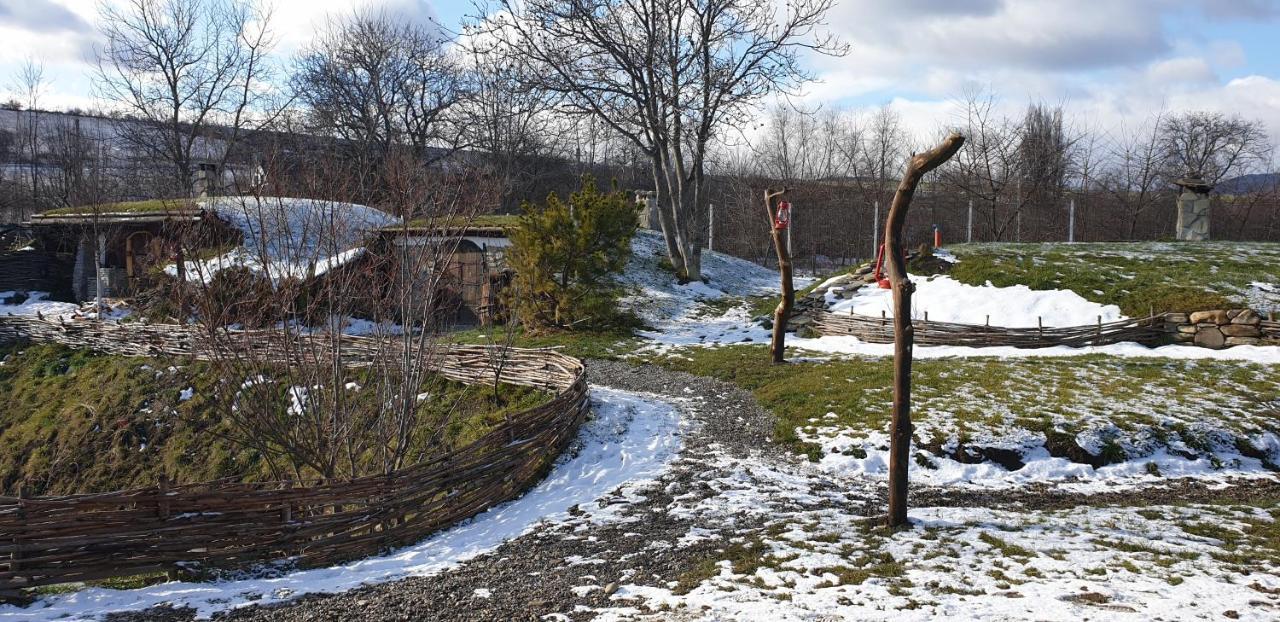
[{"xmin": 507, "ymin": 176, "xmax": 638, "ymax": 329}]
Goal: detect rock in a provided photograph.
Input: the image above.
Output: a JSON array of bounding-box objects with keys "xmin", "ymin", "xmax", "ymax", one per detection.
[
  {"xmin": 1164, "ymin": 313, "xmax": 1188, "ymax": 324},
  {"xmin": 1225, "ymin": 337, "xmax": 1261, "ymax": 346},
  {"xmin": 1189, "ymin": 310, "xmax": 1229, "ymax": 325},
  {"xmin": 1221, "ymin": 324, "xmax": 1261, "ymax": 338},
  {"xmin": 1227, "ymin": 309, "xmax": 1242, "ymax": 320},
  {"xmin": 789, "ymin": 315, "xmax": 813, "ymax": 326},
  {"xmin": 603, "ymin": 582, "xmax": 619, "ymax": 595},
  {"xmin": 1231, "ymin": 309, "xmax": 1261, "ymax": 325},
  {"xmin": 861, "ymin": 273, "xmax": 878, "ymax": 284},
  {"xmin": 1193, "ymin": 326, "xmax": 1226, "ymax": 349},
  {"xmin": 1176, "ymin": 325, "xmax": 1198, "ymax": 335}
]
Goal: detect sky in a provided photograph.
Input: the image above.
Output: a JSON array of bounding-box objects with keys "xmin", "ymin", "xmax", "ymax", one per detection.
[{"xmin": 1, "ymin": 0, "xmax": 1278, "ymax": 145}]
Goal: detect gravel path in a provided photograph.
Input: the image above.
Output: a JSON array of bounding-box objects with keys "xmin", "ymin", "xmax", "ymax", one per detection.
[
  {"xmin": 105, "ymin": 359, "xmax": 1280, "ymax": 622},
  {"xmin": 109, "ymin": 360, "xmax": 872, "ymax": 622}
]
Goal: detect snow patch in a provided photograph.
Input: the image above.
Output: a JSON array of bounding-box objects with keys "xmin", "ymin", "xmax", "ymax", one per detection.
[
  {"xmin": 4, "ymin": 387, "xmax": 682, "ymax": 621},
  {"xmin": 827, "ymin": 274, "xmax": 1124, "ymax": 328}
]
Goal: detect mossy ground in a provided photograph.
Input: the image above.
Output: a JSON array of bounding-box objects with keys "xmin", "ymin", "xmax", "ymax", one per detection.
[
  {"xmin": 41, "ymin": 199, "xmax": 198, "ymax": 216},
  {"xmin": 0, "ymin": 342, "xmax": 549, "ymax": 495},
  {"xmin": 948, "ymin": 241, "xmax": 1280, "ymax": 316}
]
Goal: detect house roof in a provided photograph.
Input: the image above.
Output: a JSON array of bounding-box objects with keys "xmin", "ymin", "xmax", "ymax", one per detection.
[
  {"xmin": 379, "ymin": 214, "xmax": 517, "ymax": 238},
  {"xmin": 28, "ymin": 200, "xmax": 205, "ymax": 226}
]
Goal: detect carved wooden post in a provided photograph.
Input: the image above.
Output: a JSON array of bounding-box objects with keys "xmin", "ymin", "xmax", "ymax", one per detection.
[
  {"xmin": 885, "ymin": 132, "xmax": 965, "ymax": 529},
  {"xmin": 765, "ymin": 188, "xmax": 793, "ymax": 364}
]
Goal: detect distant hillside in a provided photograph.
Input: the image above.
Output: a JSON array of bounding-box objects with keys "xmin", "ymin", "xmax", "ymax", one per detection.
[{"xmin": 1215, "ymin": 173, "xmax": 1279, "ymax": 195}]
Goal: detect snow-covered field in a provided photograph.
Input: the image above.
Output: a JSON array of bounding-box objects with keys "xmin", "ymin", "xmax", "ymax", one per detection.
[
  {"xmin": 598, "ymin": 488, "xmax": 1280, "ymax": 621},
  {"xmin": 2, "ymin": 388, "xmax": 685, "ymax": 621}
]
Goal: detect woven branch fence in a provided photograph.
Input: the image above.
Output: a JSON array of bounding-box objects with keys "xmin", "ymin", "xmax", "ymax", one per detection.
[
  {"xmin": 810, "ymin": 310, "xmax": 1168, "ymax": 348},
  {"xmin": 0, "ymin": 316, "xmax": 590, "ymax": 598}
]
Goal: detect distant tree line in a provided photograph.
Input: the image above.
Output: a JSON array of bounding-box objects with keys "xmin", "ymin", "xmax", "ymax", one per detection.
[
  {"xmin": 706, "ymin": 89, "xmax": 1277, "ymax": 272},
  {"xmin": 2, "ymin": 0, "xmax": 1277, "ymax": 273}
]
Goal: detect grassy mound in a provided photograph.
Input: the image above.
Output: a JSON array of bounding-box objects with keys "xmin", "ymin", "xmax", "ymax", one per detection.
[
  {"xmin": 40, "ymin": 199, "xmax": 199, "ymax": 216},
  {"xmin": 0, "ymin": 343, "xmax": 549, "ymax": 496},
  {"xmin": 949, "ymin": 242, "xmax": 1280, "ymax": 316}
]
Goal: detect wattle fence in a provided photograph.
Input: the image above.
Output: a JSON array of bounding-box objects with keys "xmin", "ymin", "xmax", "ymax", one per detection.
[
  {"xmin": 0, "ymin": 317, "xmax": 590, "ymax": 599},
  {"xmin": 810, "ymin": 310, "xmax": 1169, "ymax": 348}
]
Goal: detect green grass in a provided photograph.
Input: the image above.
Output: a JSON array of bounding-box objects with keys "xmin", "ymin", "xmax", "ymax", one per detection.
[
  {"xmin": 396, "ymin": 214, "xmax": 521, "ymax": 230},
  {"xmin": 0, "ymin": 343, "xmax": 550, "ymax": 495},
  {"xmin": 41, "ymin": 199, "xmax": 198, "ymax": 216},
  {"xmin": 638, "ymin": 344, "xmax": 1280, "ymax": 464},
  {"xmin": 949, "ymin": 241, "xmax": 1280, "ymax": 316}
]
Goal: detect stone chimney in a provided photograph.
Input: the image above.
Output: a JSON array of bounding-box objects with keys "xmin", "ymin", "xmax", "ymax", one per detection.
[
  {"xmin": 634, "ymin": 190, "xmax": 659, "ymax": 231},
  {"xmin": 1174, "ymin": 173, "xmax": 1212, "ymax": 241}
]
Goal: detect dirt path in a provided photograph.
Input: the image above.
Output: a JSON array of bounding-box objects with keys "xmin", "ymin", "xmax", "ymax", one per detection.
[{"xmin": 108, "ymin": 359, "xmax": 1279, "ymax": 622}]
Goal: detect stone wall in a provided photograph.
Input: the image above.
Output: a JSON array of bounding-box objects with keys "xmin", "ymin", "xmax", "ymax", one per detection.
[{"xmin": 1164, "ymin": 309, "xmax": 1276, "ymax": 349}]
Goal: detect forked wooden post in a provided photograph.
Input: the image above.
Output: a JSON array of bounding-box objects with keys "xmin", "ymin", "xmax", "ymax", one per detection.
[
  {"xmin": 885, "ymin": 132, "xmax": 965, "ymax": 529},
  {"xmin": 765, "ymin": 188, "xmax": 793, "ymax": 364}
]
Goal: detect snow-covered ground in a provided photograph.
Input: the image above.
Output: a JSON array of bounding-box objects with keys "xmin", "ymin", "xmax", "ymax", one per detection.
[
  {"xmin": 596, "ymin": 482, "xmax": 1280, "ymax": 621},
  {"xmin": 166, "ymin": 196, "xmax": 399, "ymax": 283},
  {"xmin": 826, "ymin": 274, "xmax": 1124, "ymax": 327},
  {"xmin": 0, "ymin": 290, "xmax": 79, "ymax": 317},
  {"xmin": 620, "ymin": 230, "xmax": 793, "ymax": 345},
  {"xmin": 1, "ymin": 388, "xmax": 685, "ymax": 621}
]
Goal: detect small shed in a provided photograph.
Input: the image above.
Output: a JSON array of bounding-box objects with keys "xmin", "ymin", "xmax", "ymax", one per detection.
[
  {"xmin": 23, "ymin": 201, "xmax": 237, "ymax": 301},
  {"xmin": 374, "ymin": 216, "xmax": 517, "ymax": 326}
]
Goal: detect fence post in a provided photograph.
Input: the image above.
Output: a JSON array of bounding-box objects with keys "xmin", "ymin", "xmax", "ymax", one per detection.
[
  {"xmin": 966, "ymin": 200, "xmax": 973, "ymax": 244},
  {"xmin": 708, "ymin": 203, "xmax": 714, "ymax": 251},
  {"xmin": 1068, "ymin": 199, "xmax": 1076, "ymax": 243},
  {"xmin": 157, "ymin": 474, "xmax": 170, "ymax": 520},
  {"xmin": 872, "ymin": 201, "xmax": 880, "ymax": 258},
  {"xmin": 281, "ymin": 480, "xmax": 292, "ymax": 524},
  {"xmin": 11, "ymin": 483, "xmax": 24, "ymax": 574}
]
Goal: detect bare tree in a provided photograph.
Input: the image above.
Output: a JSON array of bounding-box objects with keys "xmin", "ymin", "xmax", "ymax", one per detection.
[
  {"xmin": 1159, "ymin": 111, "xmax": 1272, "ymax": 185},
  {"xmin": 461, "ymin": 57, "xmax": 559, "ymax": 212},
  {"xmin": 95, "ymin": 0, "xmax": 278, "ymax": 197},
  {"xmin": 472, "ymin": 0, "xmax": 844, "ymax": 282},
  {"xmin": 294, "ymin": 11, "xmax": 466, "ymax": 206},
  {"xmin": 10, "ymin": 58, "xmax": 49, "ymax": 218},
  {"xmin": 1018, "ymin": 103, "xmax": 1072, "ymax": 239},
  {"xmin": 1100, "ymin": 113, "xmax": 1167, "ymax": 239},
  {"xmin": 940, "ymin": 89, "xmax": 1022, "ymax": 242}
]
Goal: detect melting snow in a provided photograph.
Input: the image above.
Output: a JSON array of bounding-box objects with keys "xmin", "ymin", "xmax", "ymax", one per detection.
[
  {"xmin": 827, "ymin": 274, "xmax": 1124, "ymax": 327},
  {"xmin": 2, "ymin": 388, "xmax": 683, "ymax": 621},
  {"xmin": 0, "ymin": 291, "xmax": 80, "ymax": 318},
  {"xmin": 166, "ymin": 196, "xmax": 399, "ymax": 283}
]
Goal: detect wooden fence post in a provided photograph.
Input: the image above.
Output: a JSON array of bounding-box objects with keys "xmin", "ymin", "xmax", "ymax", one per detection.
[
  {"xmin": 884, "ymin": 132, "xmax": 965, "ymax": 529},
  {"xmin": 765, "ymin": 188, "xmax": 793, "ymax": 364},
  {"xmin": 157, "ymin": 474, "xmax": 170, "ymax": 520},
  {"xmin": 11, "ymin": 483, "xmax": 24, "ymax": 574}
]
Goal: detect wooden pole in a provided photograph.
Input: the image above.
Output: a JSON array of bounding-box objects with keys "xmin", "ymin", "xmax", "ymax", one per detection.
[
  {"xmin": 884, "ymin": 132, "xmax": 965, "ymax": 529},
  {"xmin": 766, "ymin": 188, "xmax": 792, "ymax": 364}
]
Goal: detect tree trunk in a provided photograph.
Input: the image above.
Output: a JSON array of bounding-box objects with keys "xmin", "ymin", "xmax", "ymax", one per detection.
[
  {"xmin": 885, "ymin": 133, "xmax": 965, "ymax": 529},
  {"xmin": 765, "ymin": 189, "xmax": 792, "ymax": 364}
]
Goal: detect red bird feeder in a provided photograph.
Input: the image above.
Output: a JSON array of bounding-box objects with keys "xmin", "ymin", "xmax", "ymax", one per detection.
[{"xmin": 774, "ymin": 200, "xmax": 791, "ymax": 230}]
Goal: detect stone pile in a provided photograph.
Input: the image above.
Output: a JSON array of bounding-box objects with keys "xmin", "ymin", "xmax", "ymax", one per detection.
[{"xmin": 1167, "ymin": 309, "xmax": 1266, "ymax": 349}]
